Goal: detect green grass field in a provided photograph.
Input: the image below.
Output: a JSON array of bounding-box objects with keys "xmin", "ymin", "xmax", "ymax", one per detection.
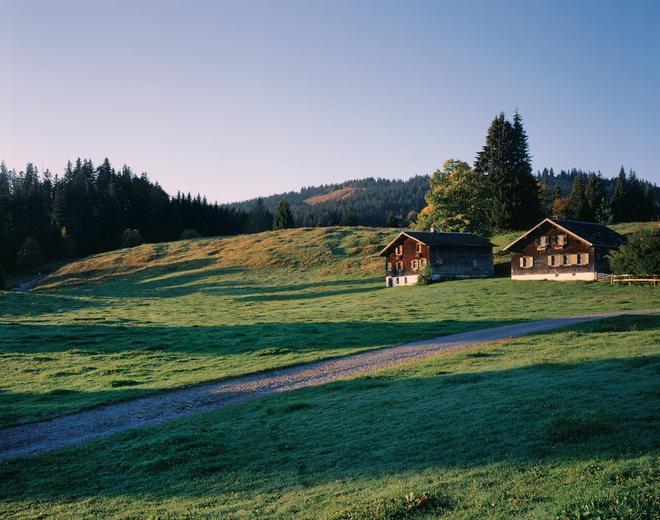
[
  {"xmin": 1, "ymin": 315, "xmax": 658, "ymax": 518},
  {"xmin": 1, "ymin": 226, "xmax": 658, "ymax": 428}
]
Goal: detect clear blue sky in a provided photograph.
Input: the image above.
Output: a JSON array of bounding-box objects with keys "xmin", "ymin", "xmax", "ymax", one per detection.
[{"xmin": 1, "ymin": 0, "xmax": 658, "ymax": 202}]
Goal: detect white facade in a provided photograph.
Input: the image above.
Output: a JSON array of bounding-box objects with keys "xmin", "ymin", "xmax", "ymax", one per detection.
[
  {"xmin": 386, "ymin": 275, "xmax": 419, "ymax": 287},
  {"xmin": 511, "ymin": 272, "xmax": 598, "ymax": 281}
]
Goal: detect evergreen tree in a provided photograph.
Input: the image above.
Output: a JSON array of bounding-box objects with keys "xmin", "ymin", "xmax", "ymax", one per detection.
[
  {"xmin": 565, "ymin": 172, "xmax": 588, "ymax": 220},
  {"xmin": 474, "ymin": 111, "xmax": 541, "ymax": 230},
  {"xmin": 273, "ymin": 198, "xmax": 295, "ymax": 230},
  {"xmin": 245, "ymin": 198, "xmax": 273, "ymax": 233},
  {"xmin": 339, "ymin": 209, "xmax": 359, "ymax": 226},
  {"xmin": 386, "ymin": 212, "xmax": 399, "ymax": 227},
  {"xmin": 584, "ymin": 173, "xmax": 607, "ymax": 222},
  {"xmin": 16, "ymin": 237, "xmax": 44, "ymax": 270},
  {"xmin": 610, "ymin": 167, "xmax": 627, "ymax": 222}
]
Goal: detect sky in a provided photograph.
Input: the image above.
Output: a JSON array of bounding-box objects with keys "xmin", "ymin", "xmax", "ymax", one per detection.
[{"xmin": 1, "ymin": 0, "xmax": 658, "ymax": 202}]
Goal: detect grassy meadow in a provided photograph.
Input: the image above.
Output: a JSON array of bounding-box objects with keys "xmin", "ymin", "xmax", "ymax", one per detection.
[
  {"xmin": 0, "ymin": 225, "xmax": 659, "ymax": 428},
  {"xmin": 1, "ymin": 314, "xmax": 658, "ymax": 518}
]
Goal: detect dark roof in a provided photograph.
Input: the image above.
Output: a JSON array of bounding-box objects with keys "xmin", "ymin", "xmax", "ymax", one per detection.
[
  {"xmin": 404, "ymin": 231, "xmax": 494, "ymax": 247},
  {"xmin": 551, "ymin": 219, "xmax": 627, "ymax": 247},
  {"xmin": 379, "ymin": 230, "xmax": 493, "ymax": 255},
  {"xmin": 503, "ymin": 218, "xmax": 626, "ymax": 251}
]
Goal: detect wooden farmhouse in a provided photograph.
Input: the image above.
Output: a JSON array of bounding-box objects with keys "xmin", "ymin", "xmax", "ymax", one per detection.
[
  {"xmin": 503, "ymin": 218, "xmax": 626, "ymax": 281},
  {"xmin": 379, "ymin": 229, "xmax": 494, "ymax": 287}
]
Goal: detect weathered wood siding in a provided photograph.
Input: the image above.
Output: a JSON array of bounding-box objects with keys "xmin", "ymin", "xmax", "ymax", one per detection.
[
  {"xmin": 428, "ymin": 245, "xmax": 493, "ymax": 278},
  {"xmin": 384, "ymin": 236, "xmax": 492, "ymax": 279},
  {"xmin": 510, "ymin": 225, "xmax": 597, "ymax": 277},
  {"xmin": 385, "ymin": 236, "xmax": 430, "ymax": 276}
]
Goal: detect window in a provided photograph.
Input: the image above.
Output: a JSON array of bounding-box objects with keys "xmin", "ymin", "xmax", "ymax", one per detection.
[
  {"xmin": 396, "ymin": 261, "xmax": 404, "ymax": 271},
  {"xmin": 538, "ymin": 236, "xmax": 549, "ymax": 248},
  {"xmin": 562, "ymin": 254, "xmax": 571, "ymax": 266},
  {"xmin": 416, "ymin": 242, "xmax": 423, "ymax": 253},
  {"xmin": 420, "ymin": 258, "xmax": 427, "ymax": 268},
  {"xmin": 519, "ymin": 256, "xmax": 534, "ymax": 268},
  {"xmin": 395, "ymin": 245, "xmax": 403, "ymax": 255},
  {"xmin": 557, "ymin": 234, "xmax": 567, "ymax": 246},
  {"xmin": 411, "ymin": 259, "xmax": 419, "ymax": 270},
  {"xmin": 435, "ymin": 257, "xmax": 443, "ymax": 266},
  {"xmin": 386, "ymin": 262, "xmax": 392, "ymax": 272},
  {"xmin": 547, "ymin": 255, "xmax": 560, "ymax": 267},
  {"xmin": 576, "ymin": 253, "xmax": 589, "ymax": 265},
  {"xmin": 472, "ymin": 259, "xmax": 478, "ymax": 268}
]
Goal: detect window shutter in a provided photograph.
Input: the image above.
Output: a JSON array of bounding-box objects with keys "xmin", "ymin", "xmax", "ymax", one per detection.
[
  {"xmin": 519, "ymin": 257, "xmax": 524, "ymax": 268},
  {"xmin": 529, "ymin": 257, "xmax": 534, "ymax": 267},
  {"xmin": 547, "ymin": 255, "xmax": 552, "ymax": 266},
  {"xmin": 570, "ymin": 254, "xmax": 578, "ymax": 265},
  {"xmin": 583, "ymin": 253, "xmax": 589, "ymax": 265}
]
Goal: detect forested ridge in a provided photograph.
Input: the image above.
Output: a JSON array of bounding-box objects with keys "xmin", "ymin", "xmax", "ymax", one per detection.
[{"xmin": 1, "ymin": 151, "xmax": 657, "ymax": 278}]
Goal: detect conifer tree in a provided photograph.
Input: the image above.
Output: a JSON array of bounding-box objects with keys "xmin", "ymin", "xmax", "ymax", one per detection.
[
  {"xmin": 565, "ymin": 173, "xmax": 588, "ymax": 220},
  {"xmin": 273, "ymin": 198, "xmax": 295, "ymax": 230},
  {"xmin": 584, "ymin": 173, "xmax": 608, "ymax": 222},
  {"xmin": 474, "ymin": 111, "xmax": 541, "ymax": 230},
  {"xmin": 610, "ymin": 167, "xmax": 627, "ymax": 222}
]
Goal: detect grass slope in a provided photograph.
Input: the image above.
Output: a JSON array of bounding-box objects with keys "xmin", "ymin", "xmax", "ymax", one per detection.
[
  {"xmin": 1, "ymin": 315, "xmax": 658, "ymax": 518},
  {"xmin": 0, "ymin": 226, "xmax": 658, "ymax": 428}
]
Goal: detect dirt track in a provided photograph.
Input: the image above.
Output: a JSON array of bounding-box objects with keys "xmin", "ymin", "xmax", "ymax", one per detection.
[{"xmin": 1, "ymin": 308, "xmax": 657, "ymax": 462}]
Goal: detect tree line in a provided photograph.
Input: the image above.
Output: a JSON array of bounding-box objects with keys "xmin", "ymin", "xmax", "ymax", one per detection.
[
  {"xmin": 415, "ymin": 111, "xmax": 658, "ymax": 237},
  {"xmin": 0, "ymin": 158, "xmax": 247, "ymax": 273}
]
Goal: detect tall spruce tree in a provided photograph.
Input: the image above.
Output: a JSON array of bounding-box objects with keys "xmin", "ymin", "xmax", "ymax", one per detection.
[
  {"xmin": 273, "ymin": 198, "xmax": 295, "ymax": 230},
  {"xmin": 565, "ymin": 172, "xmax": 588, "ymax": 220},
  {"xmin": 610, "ymin": 167, "xmax": 627, "ymax": 222},
  {"xmin": 474, "ymin": 111, "xmax": 541, "ymax": 230},
  {"xmin": 584, "ymin": 173, "xmax": 607, "ymax": 222}
]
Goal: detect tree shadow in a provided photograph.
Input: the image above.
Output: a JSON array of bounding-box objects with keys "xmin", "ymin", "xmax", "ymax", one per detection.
[{"xmin": 0, "ymin": 353, "xmax": 657, "ymax": 507}]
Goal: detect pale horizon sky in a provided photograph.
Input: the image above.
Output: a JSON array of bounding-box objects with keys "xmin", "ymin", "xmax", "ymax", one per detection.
[{"xmin": 2, "ymin": 0, "xmax": 659, "ymax": 203}]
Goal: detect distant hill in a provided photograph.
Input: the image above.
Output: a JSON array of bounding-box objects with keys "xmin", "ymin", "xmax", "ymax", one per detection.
[{"xmin": 230, "ymin": 176, "xmax": 430, "ymax": 227}]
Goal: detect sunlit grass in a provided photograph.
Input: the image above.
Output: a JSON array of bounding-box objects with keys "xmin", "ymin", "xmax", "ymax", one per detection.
[{"xmin": 1, "ymin": 315, "xmax": 658, "ymax": 518}]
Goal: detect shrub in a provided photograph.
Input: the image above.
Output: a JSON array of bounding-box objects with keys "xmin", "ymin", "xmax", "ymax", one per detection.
[
  {"xmin": 120, "ymin": 229, "xmax": 142, "ymax": 248},
  {"xmin": 16, "ymin": 237, "xmax": 44, "ymax": 270},
  {"xmin": 608, "ymin": 227, "xmax": 660, "ymax": 276},
  {"xmin": 417, "ymin": 265, "xmax": 432, "ymax": 286},
  {"xmin": 180, "ymin": 228, "xmax": 201, "ymax": 240}
]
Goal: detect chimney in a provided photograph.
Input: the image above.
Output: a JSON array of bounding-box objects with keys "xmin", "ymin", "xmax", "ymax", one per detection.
[{"xmin": 430, "ymin": 225, "xmax": 436, "ymax": 233}]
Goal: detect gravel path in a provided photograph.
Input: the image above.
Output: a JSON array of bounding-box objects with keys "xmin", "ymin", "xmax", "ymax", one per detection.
[{"xmin": 1, "ymin": 308, "xmax": 657, "ymax": 462}]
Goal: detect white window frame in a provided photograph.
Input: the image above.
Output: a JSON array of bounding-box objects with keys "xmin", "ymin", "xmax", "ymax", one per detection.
[
  {"xmin": 539, "ymin": 236, "xmax": 549, "ymax": 248},
  {"xmin": 420, "ymin": 258, "xmax": 427, "ymax": 268},
  {"xmin": 416, "ymin": 242, "xmax": 423, "ymax": 253},
  {"xmin": 411, "ymin": 259, "xmax": 419, "ymax": 270},
  {"xmin": 396, "ymin": 261, "xmax": 404, "ymax": 271},
  {"xmin": 557, "ymin": 234, "xmax": 567, "ymax": 246},
  {"xmin": 395, "ymin": 245, "xmax": 403, "ymax": 255}
]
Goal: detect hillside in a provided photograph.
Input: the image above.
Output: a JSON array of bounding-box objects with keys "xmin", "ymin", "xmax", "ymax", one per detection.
[
  {"xmin": 230, "ymin": 176, "xmax": 430, "ymax": 227},
  {"xmin": 1, "ymin": 225, "xmax": 659, "ymax": 517}
]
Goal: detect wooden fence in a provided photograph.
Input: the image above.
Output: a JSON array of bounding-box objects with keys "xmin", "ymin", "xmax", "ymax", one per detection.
[{"xmin": 606, "ymin": 274, "xmax": 659, "ymax": 286}]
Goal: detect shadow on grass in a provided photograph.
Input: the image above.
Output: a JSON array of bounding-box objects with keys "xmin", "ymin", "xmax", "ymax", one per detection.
[
  {"xmin": 0, "ymin": 317, "xmax": 522, "ymax": 355},
  {"xmin": 0, "ymin": 351, "xmax": 658, "ymax": 506}
]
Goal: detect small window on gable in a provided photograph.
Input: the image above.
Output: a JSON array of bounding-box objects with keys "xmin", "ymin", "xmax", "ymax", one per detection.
[
  {"xmin": 539, "ymin": 236, "xmax": 549, "ymax": 248},
  {"xmin": 557, "ymin": 234, "xmax": 567, "ymax": 246},
  {"xmin": 416, "ymin": 242, "xmax": 423, "ymax": 253},
  {"xmin": 395, "ymin": 245, "xmax": 403, "ymax": 255}
]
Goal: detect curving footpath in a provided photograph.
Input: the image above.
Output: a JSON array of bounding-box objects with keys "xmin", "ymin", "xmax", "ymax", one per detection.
[{"xmin": 1, "ymin": 308, "xmax": 658, "ymax": 462}]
